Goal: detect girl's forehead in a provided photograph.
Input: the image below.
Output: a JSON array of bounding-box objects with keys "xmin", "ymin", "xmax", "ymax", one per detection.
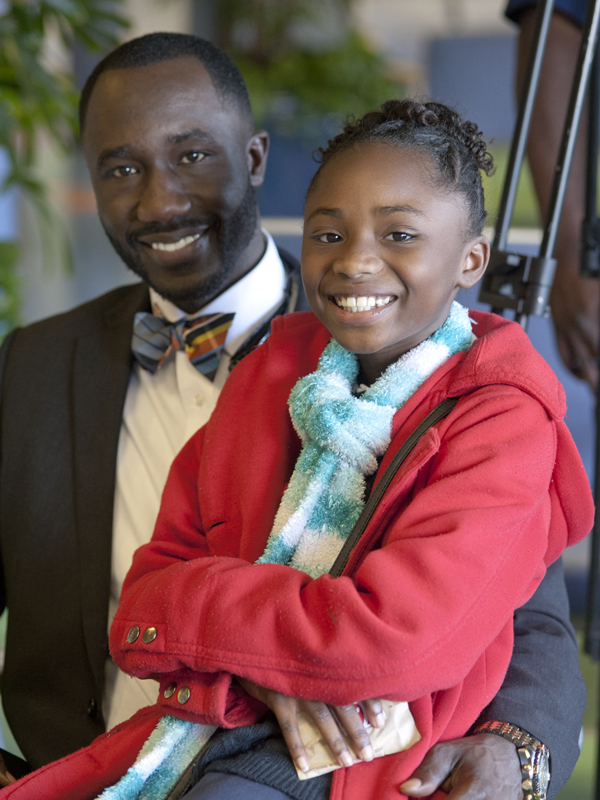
[
  {"xmin": 321, "ymin": 143, "xmax": 435, "ymax": 187},
  {"xmin": 306, "ymin": 143, "xmax": 447, "ymax": 212}
]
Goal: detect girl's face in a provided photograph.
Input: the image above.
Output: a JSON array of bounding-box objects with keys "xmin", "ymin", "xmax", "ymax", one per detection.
[{"xmin": 302, "ymin": 143, "xmax": 489, "ymax": 384}]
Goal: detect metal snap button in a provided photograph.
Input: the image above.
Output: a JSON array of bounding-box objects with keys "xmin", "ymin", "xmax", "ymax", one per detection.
[
  {"xmin": 142, "ymin": 626, "xmax": 157, "ymax": 643},
  {"xmin": 164, "ymin": 682, "xmax": 177, "ymax": 699},
  {"xmin": 177, "ymin": 686, "xmax": 191, "ymax": 705},
  {"xmin": 127, "ymin": 626, "xmax": 140, "ymax": 643}
]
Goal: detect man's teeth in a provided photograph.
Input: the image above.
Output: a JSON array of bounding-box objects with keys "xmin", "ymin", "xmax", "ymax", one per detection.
[
  {"xmin": 151, "ymin": 234, "xmax": 200, "ymax": 252},
  {"xmin": 335, "ymin": 295, "xmax": 393, "ymax": 312}
]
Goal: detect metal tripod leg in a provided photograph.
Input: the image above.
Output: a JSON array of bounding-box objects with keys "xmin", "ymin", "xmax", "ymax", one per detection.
[{"xmin": 478, "ymin": 0, "xmax": 600, "ymax": 328}]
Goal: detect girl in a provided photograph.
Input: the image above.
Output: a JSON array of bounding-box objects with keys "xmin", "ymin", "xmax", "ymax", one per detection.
[{"xmin": 1, "ymin": 100, "xmax": 592, "ymax": 800}]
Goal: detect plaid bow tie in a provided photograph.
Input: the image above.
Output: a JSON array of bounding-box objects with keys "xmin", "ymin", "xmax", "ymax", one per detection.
[{"xmin": 132, "ymin": 311, "xmax": 235, "ymax": 381}]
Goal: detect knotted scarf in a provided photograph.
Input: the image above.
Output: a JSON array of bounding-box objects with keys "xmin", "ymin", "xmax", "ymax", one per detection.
[{"xmin": 97, "ymin": 302, "xmax": 474, "ymax": 800}]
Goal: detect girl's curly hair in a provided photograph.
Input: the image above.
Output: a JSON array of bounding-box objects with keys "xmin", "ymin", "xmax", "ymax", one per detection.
[{"xmin": 312, "ymin": 99, "xmax": 495, "ymax": 237}]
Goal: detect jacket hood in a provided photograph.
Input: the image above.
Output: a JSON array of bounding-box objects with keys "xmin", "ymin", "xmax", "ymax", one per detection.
[{"xmin": 451, "ymin": 310, "xmax": 566, "ymax": 420}]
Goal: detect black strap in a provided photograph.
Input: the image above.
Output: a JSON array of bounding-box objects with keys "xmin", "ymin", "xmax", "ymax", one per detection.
[{"xmin": 329, "ymin": 396, "xmax": 461, "ymax": 578}]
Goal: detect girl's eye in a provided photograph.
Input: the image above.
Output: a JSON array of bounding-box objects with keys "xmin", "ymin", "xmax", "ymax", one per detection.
[
  {"xmin": 313, "ymin": 232, "xmax": 342, "ymax": 244},
  {"xmin": 109, "ymin": 165, "xmax": 138, "ymax": 178},
  {"xmin": 385, "ymin": 231, "xmax": 413, "ymax": 242},
  {"xmin": 180, "ymin": 151, "xmax": 206, "ymax": 165}
]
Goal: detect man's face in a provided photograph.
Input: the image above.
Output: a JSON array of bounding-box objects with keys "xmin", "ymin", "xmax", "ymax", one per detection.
[{"xmin": 82, "ymin": 57, "xmax": 268, "ymax": 312}]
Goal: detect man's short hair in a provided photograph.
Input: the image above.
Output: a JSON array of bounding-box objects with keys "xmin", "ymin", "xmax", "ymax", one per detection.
[{"xmin": 79, "ymin": 32, "xmax": 253, "ymax": 133}]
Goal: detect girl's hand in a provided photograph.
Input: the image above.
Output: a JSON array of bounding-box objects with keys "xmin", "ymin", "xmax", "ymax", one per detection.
[{"xmin": 236, "ymin": 676, "xmax": 385, "ymax": 773}]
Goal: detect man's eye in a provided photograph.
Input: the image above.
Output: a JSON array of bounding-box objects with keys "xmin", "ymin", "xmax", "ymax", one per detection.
[
  {"xmin": 109, "ymin": 165, "xmax": 138, "ymax": 178},
  {"xmin": 180, "ymin": 151, "xmax": 206, "ymax": 165},
  {"xmin": 313, "ymin": 232, "xmax": 342, "ymax": 243},
  {"xmin": 385, "ymin": 231, "xmax": 413, "ymax": 242}
]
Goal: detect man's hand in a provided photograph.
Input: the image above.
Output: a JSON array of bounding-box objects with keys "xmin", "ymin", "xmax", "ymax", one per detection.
[
  {"xmin": 237, "ymin": 676, "xmax": 385, "ymax": 773},
  {"xmin": 550, "ymin": 271, "xmax": 599, "ymax": 390},
  {"xmin": 399, "ymin": 734, "xmax": 522, "ymax": 799},
  {"xmin": 0, "ymin": 753, "xmax": 16, "ymax": 787}
]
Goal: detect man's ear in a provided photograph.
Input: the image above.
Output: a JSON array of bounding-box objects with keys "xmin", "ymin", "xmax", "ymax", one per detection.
[
  {"xmin": 247, "ymin": 131, "xmax": 270, "ymax": 188},
  {"xmin": 457, "ymin": 235, "xmax": 490, "ymax": 289}
]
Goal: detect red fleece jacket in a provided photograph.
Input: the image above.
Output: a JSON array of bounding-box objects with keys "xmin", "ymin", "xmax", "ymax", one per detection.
[{"xmin": 2, "ymin": 311, "xmax": 592, "ymax": 800}]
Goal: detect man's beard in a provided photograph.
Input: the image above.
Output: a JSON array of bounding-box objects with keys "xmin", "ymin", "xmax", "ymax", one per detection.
[{"xmin": 103, "ymin": 178, "xmax": 259, "ymax": 308}]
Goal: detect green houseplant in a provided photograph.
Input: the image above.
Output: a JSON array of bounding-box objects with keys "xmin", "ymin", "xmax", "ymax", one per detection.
[
  {"xmin": 206, "ymin": 0, "xmax": 402, "ymax": 216},
  {"xmin": 0, "ymin": 0, "xmax": 128, "ymax": 335},
  {"xmin": 211, "ymin": 0, "xmax": 403, "ymax": 139}
]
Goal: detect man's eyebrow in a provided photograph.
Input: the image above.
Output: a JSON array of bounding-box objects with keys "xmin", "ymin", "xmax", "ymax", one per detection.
[
  {"xmin": 96, "ymin": 129, "xmax": 217, "ymax": 170},
  {"xmin": 305, "ymin": 207, "xmax": 344, "ymax": 223},
  {"xmin": 97, "ymin": 146, "xmax": 134, "ymax": 171},
  {"xmin": 375, "ymin": 205, "xmax": 424, "ymax": 216},
  {"xmin": 168, "ymin": 128, "xmax": 216, "ymax": 145}
]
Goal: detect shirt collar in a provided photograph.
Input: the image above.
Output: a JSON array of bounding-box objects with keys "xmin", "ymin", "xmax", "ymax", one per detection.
[{"xmin": 148, "ymin": 230, "xmax": 286, "ymax": 355}]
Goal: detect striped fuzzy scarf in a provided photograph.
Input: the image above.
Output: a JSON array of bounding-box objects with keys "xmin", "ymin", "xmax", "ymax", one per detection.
[
  {"xmin": 257, "ymin": 301, "xmax": 475, "ymax": 577},
  {"xmin": 97, "ymin": 301, "xmax": 474, "ymax": 800}
]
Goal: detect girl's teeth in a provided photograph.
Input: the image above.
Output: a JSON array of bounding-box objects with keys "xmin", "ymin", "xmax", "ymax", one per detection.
[
  {"xmin": 151, "ymin": 234, "xmax": 200, "ymax": 252},
  {"xmin": 335, "ymin": 296, "xmax": 393, "ymax": 312}
]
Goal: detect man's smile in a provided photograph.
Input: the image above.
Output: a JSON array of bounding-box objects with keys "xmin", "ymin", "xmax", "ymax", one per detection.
[
  {"xmin": 149, "ymin": 233, "xmax": 201, "ymax": 252},
  {"xmin": 132, "ymin": 224, "xmax": 214, "ymax": 263},
  {"xmin": 135, "ymin": 223, "xmax": 212, "ymax": 251}
]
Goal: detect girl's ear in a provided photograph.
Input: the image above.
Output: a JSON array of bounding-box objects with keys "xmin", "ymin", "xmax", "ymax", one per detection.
[{"xmin": 457, "ymin": 235, "xmax": 490, "ymax": 289}]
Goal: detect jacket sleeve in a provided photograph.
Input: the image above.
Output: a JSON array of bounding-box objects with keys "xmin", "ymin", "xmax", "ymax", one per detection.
[
  {"xmin": 110, "ymin": 385, "xmax": 587, "ymax": 719},
  {"xmin": 473, "ymin": 556, "xmax": 585, "ymax": 799}
]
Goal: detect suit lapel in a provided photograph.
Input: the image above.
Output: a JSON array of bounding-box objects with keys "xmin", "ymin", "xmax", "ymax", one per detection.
[
  {"xmin": 72, "ymin": 284, "xmax": 149, "ymax": 699},
  {"xmin": 276, "ymin": 245, "xmax": 310, "ymax": 312}
]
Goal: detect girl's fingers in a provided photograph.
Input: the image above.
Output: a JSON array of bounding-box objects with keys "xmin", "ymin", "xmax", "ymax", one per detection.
[
  {"xmin": 236, "ymin": 678, "xmax": 379, "ymax": 771},
  {"xmin": 362, "ymin": 698, "xmax": 386, "ymax": 728},
  {"xmin": 303, "ymin": 701, "xmax": 355, "ymax": 768},
  {"xmin": 270, "ymin": 695, "xmax": 311, "ymax": 773},
  {"xmin": 330, "ymin": 704, "xmax": 373, "ymax": 763},
  {"xmin": 238, "ymin": 679, "xmax": 311, "ymax": 772}
]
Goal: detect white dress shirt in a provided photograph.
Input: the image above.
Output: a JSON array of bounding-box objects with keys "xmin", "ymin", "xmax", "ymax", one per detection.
[{"xmin": 103, "ymin": 232, "xmax": 287, "ymax": 729}]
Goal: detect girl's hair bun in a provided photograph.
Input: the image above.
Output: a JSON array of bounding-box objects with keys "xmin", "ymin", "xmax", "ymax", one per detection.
[
  {"xmin": 313, "ymin": 98, "xmax": 494, "ymax": 236},
  {"xmin": 391, "ymin": 100, "xmax": 494, "ymax": 175}
]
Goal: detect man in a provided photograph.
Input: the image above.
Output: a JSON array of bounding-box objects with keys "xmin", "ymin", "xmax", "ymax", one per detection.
[{"xmin": 0, "ymin": 33, "xmax": 586, "ymax": 800}]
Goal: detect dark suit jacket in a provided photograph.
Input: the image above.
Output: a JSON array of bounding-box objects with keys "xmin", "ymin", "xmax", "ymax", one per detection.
[{"xmin": 0, "ymin": 259, "xmax": 586, "ymax": 795}]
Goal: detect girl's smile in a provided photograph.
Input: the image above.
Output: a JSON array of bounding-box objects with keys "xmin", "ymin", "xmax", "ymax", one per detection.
[
  {"xmin": 332, "ymin": 294, "xmax": 395, "ymax": 312},
  {"xmin": 325, "ymin": 292, "xmax": 399, "ymax": 333},
  {"xmin": 301, "ymin": 142, "xmax": 489, "ymax": 384}
]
